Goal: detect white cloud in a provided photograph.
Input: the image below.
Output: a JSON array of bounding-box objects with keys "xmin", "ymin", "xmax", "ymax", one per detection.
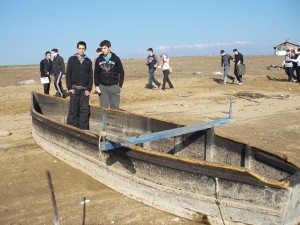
[{"xmin": 157, "ymin": 41, "xmax": 251, "ymax": 51}]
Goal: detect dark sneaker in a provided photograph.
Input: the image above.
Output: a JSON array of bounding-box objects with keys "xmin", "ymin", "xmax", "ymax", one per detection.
[{"xmin": 231, "ymin": 78, "xmax": 235, "ymax": 84}]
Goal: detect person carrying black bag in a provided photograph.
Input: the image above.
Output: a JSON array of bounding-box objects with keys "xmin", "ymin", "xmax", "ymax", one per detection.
[{"xmin": 233, "ymin": 49, "xmax": 245, "ymax": 85}]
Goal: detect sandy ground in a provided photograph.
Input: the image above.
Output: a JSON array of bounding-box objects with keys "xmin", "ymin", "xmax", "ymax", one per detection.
[{"xmin": 0, "ymin": 55, "xmax": 300, "ymax": 225}]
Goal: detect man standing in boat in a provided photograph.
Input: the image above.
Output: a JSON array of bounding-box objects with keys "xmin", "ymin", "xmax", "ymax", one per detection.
[
  {"xmin": 94, "ymin": 40, "xmax": 125, "ymax": 109},
  {"xmin": 66, "ymin": 41, "xmax": 93, "ymax": 130}
]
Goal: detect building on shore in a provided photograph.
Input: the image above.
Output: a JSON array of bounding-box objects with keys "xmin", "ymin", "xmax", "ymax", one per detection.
[{"xmin": 274, "ymin": 40, "xmax": 300, "ymax": 55}]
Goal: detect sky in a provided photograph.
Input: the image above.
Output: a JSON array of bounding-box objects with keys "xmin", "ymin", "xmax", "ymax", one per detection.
[{"xmin": 0, "ymin": 0, "xmax": 299, "ymax": 66}]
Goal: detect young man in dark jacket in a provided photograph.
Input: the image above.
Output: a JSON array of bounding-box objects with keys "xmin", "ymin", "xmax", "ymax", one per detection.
[
  {"xmin": 66, "ymin": 41, "xmax": 93, "ymax": 129},
  {"xmin": 40, "ymin": 51, "xmax": 52, "ymax": 94},
  {"xmin": 145, "ymin": 48, "xmax": 161, "ymax": 90},
  {"xmin": 233, "ymin": 49, "xmax": 244, "ymax": 85},
  {"xmin": 51, "ymin": 48, "xmax": 66, "ymax": 98},
  {"xmin": 94, "ymin": 40, "xmax": 125, "ymax": 109}
]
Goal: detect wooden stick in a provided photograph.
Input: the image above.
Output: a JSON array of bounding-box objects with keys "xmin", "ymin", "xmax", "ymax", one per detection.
[{"xmin": 46, "ymin": 171, "xmax": 60, "ymax": 225}]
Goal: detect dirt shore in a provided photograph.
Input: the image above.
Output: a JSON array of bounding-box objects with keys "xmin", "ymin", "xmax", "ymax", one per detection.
[{"xmin": 1, "ymin": 55, "xmax": 300, "ymax": 225}]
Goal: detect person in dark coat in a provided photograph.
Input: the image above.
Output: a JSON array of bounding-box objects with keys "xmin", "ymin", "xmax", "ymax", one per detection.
[
  {"xmin": 51, "ymin": 48, "xmax": 66, "ymax": 98},
  {"xmin": 145, "ymin": 48, "xmax": 161, "ymax": 90},
  {"xmin": 66, "ymin": 41, "xmax": 93, "ymax": 129},
  {"xmin": 233, "ymin": 49, "xmax": 244, "ymax": 85},
  {"xmin": 40, "ymin": 51, "xmax": 52, "ymax": 94}
]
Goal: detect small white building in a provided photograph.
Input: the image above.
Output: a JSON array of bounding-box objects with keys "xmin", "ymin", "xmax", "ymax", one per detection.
[{"xmin": 274, "ymin": 41, "xmax": 299, "ymax": 55}]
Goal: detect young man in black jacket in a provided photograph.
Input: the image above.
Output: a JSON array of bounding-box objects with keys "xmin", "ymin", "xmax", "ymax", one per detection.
[
  {"xmin": 233, "ymin": 49, "xmax": 244, "ymax": 85},
  {"xmin": 94, "ymin": 40, "xmax": 125, "ymax": 109},
  {"xmin": 66, "ymin": 41, "xmax": 93, "ymax": 130},
  {"xmin": 51, "ymin": 48, "xmax": 66, "ymax": 98},
  {"xmin": 40, "ymin": 51, "xmax": 52, "ymax": 94}
]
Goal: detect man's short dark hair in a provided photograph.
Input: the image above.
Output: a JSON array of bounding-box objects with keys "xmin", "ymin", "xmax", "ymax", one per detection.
[
  {"xmin": 100, "ymin": 40, "xmax": 111, "ymax": 48},
  {"xmin": 77, "ymin": 41, "xmax": 87, "ymax": 49},
  {"xmin": 233, "ymin": 49, "xmax": 238, "ymax": 52},
  {"xmin": 96, "ymin": 47, "xmax": 102, "ymax": 53},
  {"xmin": 45, "ymin": 51, "xmax": 51, "ymax": 55},
  {"xmin": 51, "ymin": 48, "xmax": 58, "ymax": 53},
  {"xmin": 147, "ymin": 48, "xmax": 153, "ymax": 52},
  {"xmin": 220, "ymin": 50, "xmax": 225, "ymax": 54},
  {"xmin": 286, "ymin": 49, "xmax": 290, "ymax": 52}
]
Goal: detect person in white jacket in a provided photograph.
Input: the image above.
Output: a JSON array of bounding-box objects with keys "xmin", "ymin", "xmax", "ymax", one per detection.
[
  {"xmin": 159, "ymin": 53, "xmax": 174, "ymax": 90},
  {"xmin": 290, "ymin": 48, "xmax": 300, "ymax": 83},
  {"xmin": 283, "ymin": 49, "xmax": 295, "ymax": 82}
]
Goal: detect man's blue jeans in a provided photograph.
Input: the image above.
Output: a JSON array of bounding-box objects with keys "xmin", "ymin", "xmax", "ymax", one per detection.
[
  {"xmin": 224, "ymin": 66, "xmax": 230, "ymax": 82},
  {"xmin": 223, "ymin": 66, "xmax": 234, "ymax": 83},
  {"xmin": 147, "ymin": 68, "xmax": 161, "ymax": 89}
]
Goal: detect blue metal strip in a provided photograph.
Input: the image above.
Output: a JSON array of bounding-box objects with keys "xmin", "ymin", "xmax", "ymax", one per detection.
[
  {"xmin": 100, "ymin": 117, "xmax": 233, "ymax": 151},
  {"xmin": 229, "ymin": 97, "xmax": 233, "ymax": 118},
  {"xmin": 101, "ymin": 141, "xmax": 122, "ymax": 151},
  {"xmin": 126, "ymin": 117, "xmax": 233, "ymax": 144},
  {"xmin": 100, "ymin": 98, "xmax": 234, "ymax": 151}
]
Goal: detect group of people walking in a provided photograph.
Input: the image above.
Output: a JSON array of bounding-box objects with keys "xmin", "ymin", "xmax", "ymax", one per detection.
[
  {"xmin": 40, "ymin": 42, "xmax": 300, "ymax": 132},
  {"xmin": 40, "ymin": 40, "xmax": 124, "ymax": 130},
  {"xmin": 220, "ymin": 49, "xmax": 245, "ymax": 85},
  {"xmin": 284, "ymin": 48, "xmax": 300, "ymax": 83},
  {"xmin": 145, "ymin": 48, "xmax": 174, "ymax": 91}
]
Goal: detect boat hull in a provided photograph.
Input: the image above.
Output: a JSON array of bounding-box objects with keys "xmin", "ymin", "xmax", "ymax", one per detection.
[{"xmin": 31, "ymin": 92, "xmax": 300, "ymax": 225}]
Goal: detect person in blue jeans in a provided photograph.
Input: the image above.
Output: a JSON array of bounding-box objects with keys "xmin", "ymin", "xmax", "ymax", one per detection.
[
  {"xmin": 145, "ymin": 48, "xmax": 161, "ymax": 90},
  {"xmin": 220, "ymin": 50, "xmax": 235, "ymax": 84}
]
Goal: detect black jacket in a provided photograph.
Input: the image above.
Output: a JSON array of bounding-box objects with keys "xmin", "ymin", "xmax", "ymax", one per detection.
[
  {"xmin": 94, "ymin": 52, "xmax": 125, "ymax": 87},
  {"xmin": 234, "ymin": 53, "xmax": 244, "ymax": 66},
  {"xmin": 51, "ymin": 54, "xmax": 65, "ymax": 75},
  {"xmin": 66, "ymin": 54, "xmax": 93, "ymax": 92},
  {"xmin": 40, "ymin": 58, "xmax": 52, "ymax": 77}
]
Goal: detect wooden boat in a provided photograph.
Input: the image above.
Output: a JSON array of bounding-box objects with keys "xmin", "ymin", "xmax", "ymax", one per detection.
[{"xmin": 31, "ymin": 91, "xmax": 300, "ymax": 225}]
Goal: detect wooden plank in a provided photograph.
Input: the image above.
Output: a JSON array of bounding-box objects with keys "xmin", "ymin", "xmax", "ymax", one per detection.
[{"xmin": 106, "ymin": 134, "xmax": 136, "ymax": 150}]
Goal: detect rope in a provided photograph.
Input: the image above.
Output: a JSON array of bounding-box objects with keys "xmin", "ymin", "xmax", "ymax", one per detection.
[
  {"xmin": 98, "ymin": 132, "xmax": 102, "ymax": 155},
  {"xmin": 215, "ymin": 177, "xmax": 226, "ymax": 225},
  {"xmin": 98, "ymin": 131, "xmax": 107, "ymax": 154}
]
